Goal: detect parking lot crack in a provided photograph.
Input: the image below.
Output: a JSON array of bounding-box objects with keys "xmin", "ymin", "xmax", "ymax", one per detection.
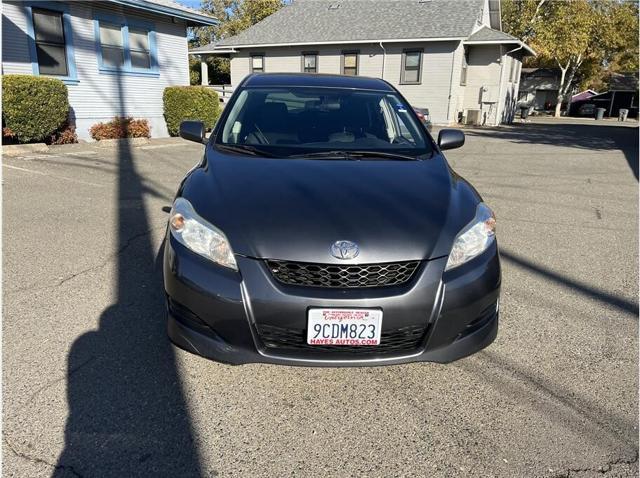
[
  {"xmin": 552, "ymin": 452, "xmax": 639, "ymax": 477},
  {"xmin": 6, "ymin": 225, "xmax": 165, "ymax": 295},
  {"xmin": 4, "ymin": 435, "xmax": 84, "ymax": 477},
  {"xmin": 22, "ymin": 357, "xmax": 96, "ymax": 410}
]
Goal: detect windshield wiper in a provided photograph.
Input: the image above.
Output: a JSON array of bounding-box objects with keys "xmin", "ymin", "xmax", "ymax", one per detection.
[
  {"xmin": 215, "ymin": 144, "xmax": 278, "ymax": 157},
  {"xmin": 288, "ymin": 150, "xmax": 419, "ymax": 160},
  {"xmin": 346, "ymin": 151, "xmax": 419, "ymax": 161},
  {"xmin": 287, "ymin": 150, "xmax": 354, "ymax": 159}
]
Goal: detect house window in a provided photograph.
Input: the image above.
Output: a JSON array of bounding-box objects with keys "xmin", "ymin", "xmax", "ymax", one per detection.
[
  {"xmin": 32, "ymin": 9, "xmax": 68, "ymax": 76},
  {"xmin": 99, "ymin": 22, "xmax": 125, "ymax": 68},
  {"xmin": 251, "ymin": 54, "xmax": 264, "ymax": 73},
  {"xmin": 302, "ymin": 52, "xmax": 318, "ymax": 73},
  {"xmin": 342, "ymin": 51, "xmax": 358, "ymax": 76},
  {"xmin": 129, "ymin": 27, "xmax": 151, "ymax": 69},
  {"xmin": 460, "ymin": 47, "xmax": 469, "ymax": 86},
  {"xmin": 95, "ymin": 17, "xmax": 157, "ymax": 75},
  {"xmin": 401, "ymin": 49, "xmax": 422, "ymax": 84},
  {"xmin": 509, "ymin": 57, "xmax": 517, "ymax": 82},
  {"xmin": 302, "ymin": 53, "xmax": 317, "ymax": 73}
]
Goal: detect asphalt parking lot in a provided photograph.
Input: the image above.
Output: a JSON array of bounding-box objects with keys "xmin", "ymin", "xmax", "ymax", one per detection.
[{"xmin": 3, "ymin": 117, "xmax": 638, "ymax": 477}]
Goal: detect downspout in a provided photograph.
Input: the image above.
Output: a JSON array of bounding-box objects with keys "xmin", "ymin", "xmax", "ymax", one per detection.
[
  {"xmin": 379, "ymin": 41, "xmax": 386, "ymax": 80},
  {"xmin": 496, "ymin": 42, "xmax": 524, "ymax": 125},
  {"xmin": 446, "ymin": 42, "xmax": 458, "ymax": 124}
]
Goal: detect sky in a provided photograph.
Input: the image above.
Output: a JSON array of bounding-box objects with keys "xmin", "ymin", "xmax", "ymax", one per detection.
[{"xmin": 175, "ymin": 0, "xmax": 202, "ymax": 9}]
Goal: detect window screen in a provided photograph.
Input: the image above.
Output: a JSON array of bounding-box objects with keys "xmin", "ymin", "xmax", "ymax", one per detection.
[
  {"xmin": 32, "ymin": 9, "xmax": 68, "ymax": 76},
  {"xmin": 129, "ymin": 27, "xmax": 151, "ymax": 69},
  {"xmin": 402, "ymin": 50, "xmax": 422, "ymax": 84},
  {"xmin": 302, "ymin": 53, "xmax": 317, "ymax": 73},
  {"xmin": 460, "ymin": 48, "xmax": 469, "ymax": 86},
  {"xmin": 100, "ymin": 22, "xmax": 124, "ymax": 68},
  {"xmin": 342, "ymin": 52, "xmax": 358, "ymax": 76}
]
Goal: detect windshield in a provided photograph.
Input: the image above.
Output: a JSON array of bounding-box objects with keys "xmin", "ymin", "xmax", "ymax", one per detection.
[{"xmin": 215, "ymin": 86, "xmax": 432, "ymax": 158}]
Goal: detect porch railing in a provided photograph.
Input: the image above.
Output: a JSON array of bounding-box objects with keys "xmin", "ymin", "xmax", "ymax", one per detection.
[{"xmin": 205, "ymin": 84, "xmax": 234, "ymax": 103}]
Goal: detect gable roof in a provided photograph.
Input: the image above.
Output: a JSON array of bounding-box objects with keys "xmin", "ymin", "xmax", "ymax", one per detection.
[
  {"xmin": 464, "ymin": 26, "xmax": 535, "ymax": 55},
  {"xmin": 108, "ymin": 0, "xmax": 218, "ymax": 26},
  {"xmin": 216, "ymin": 0, "xmax": 485, "ymax": 47},
  {"xmin": 466, "ymin": 26, "xmax": 517, "ymax": 42}
]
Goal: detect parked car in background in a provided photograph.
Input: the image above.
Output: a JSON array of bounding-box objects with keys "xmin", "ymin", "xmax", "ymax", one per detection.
[
  {"xmin": 165, "ymin": 73, "xmax": 500, "ymax": 367},
  {"xmin": 413, "ymin": 107, "xmax": 433, "ymax": 132}
]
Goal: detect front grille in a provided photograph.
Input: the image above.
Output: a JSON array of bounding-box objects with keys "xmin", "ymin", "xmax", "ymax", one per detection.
[
  {"xmin": 265, "ymin": 260, "xmax": 420, "ymax": 288},
  {"xmin": 257, "ymin": 323, "xmax": 426, "ymax": 355}
]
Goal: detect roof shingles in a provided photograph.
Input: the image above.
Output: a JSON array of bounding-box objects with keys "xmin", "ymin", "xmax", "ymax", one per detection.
[
  {"xmin": 216, "ymin": 0, "xmax": 485, "ymax": 47},
  {"xmin": 466, "ymin": 26, "xmax": 519, "ymax": 42}
]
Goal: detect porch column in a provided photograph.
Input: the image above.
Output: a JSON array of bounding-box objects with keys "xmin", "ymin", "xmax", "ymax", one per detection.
[{"xmin": 200, "ymin": 56, "xmax": 209, "ymax": 86}]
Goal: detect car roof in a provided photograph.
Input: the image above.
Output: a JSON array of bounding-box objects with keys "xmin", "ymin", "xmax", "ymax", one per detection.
[{"xmin": 242, "ymin": 73, "xmax": 395, "ymax": 91}]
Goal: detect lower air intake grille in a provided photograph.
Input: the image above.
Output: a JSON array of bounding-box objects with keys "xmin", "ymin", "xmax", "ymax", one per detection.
[
  {"xmin": 257, "ymin": 324, "xmax": 426, "ymax": 355},
  {"xmin": 265, "ymin": 260, "xmax": 420, "ymax": 288}
]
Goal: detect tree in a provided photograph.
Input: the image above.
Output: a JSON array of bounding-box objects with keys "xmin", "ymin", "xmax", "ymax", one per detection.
[
  {"xmin": 534, "ymin": 0, "xmax": 594, "ymax": 117},
  {"xmin": 189, "ymin": 0, "xmax": 286, "ymax": 84},
  {"xmin": 502, "ymin": 0, "xmax": 639, "ymax": 117},
  {"xmin": 501, "ymin": 0, "xmax": 547, "ymax": 42}
]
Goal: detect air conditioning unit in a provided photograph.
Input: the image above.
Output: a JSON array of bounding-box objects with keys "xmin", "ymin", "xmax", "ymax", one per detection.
[{"xmin": 465, "ymin": 109, "xmax": 481, "ymax": 125}]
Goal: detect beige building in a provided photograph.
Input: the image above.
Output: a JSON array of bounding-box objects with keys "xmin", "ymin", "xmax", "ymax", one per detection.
[{"xmin": 192, "ymin": 0, "xmax": 534, "ymax": 126}]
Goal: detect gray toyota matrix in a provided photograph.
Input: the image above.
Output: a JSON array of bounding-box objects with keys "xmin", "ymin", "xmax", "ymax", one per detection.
[{"xmin": 163, "ymin": 73, "xmax": 501, "ymax": 366}]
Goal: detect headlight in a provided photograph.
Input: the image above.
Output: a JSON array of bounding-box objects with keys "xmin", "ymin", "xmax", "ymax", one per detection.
[
  {"xmin": 445, "ymin": 203, "xmax": 496, "ymax": 271},
  {"xmin": 169, "ymin": 197, "xmax": 237, "ymax": 270}
]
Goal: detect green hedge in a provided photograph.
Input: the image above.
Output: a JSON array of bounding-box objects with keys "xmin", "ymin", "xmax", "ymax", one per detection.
[
  {"xmin": 2, "ymin": 75, "xmax": 69, "ymax": 143},
  {"xmin": 163, "ymin": 86, "xmax": 220, "ymax": 136}
]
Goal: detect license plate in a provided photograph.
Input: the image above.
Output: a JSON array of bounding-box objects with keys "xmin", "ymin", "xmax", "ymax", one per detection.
[{"xmin": 307, "ymin": 308, "xmax": 382, "ymax": 346}]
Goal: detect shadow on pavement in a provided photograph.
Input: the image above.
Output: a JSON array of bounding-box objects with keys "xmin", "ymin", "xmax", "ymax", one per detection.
[
  {"xmin": 500, "ymin": 249, "xmax": 639, "ymax": 318},
  {"xmin": 54, "ymin": 75, "xmax": 202, "ymax": 476},
  {"xmin": 465, "ymin": 121, "xmax": 639, "ymax": 181},
  {"xmin": 457, "ymin": 350, "xmax": 639, "ymax": 453}
]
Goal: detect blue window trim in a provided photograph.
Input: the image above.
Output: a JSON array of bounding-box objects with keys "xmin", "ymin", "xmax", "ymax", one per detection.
[
  {"xmin": 24, "ymin": 1, "xmax": 79, "ymax": 85},
  {"xmin": 93, "ymin": 13, "xmax": 159, "ymax": 78}
]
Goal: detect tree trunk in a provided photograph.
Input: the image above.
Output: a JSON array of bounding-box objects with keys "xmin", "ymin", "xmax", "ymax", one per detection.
[
  {"xmin": 561, "ymin": 62, "xmax": 580, "ymax": 116},
  {"xmin": 554, "ymin": 66, "xmax": 567, "ymax": 118}
]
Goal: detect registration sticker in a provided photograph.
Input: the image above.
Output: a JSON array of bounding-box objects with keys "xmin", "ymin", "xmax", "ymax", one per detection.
[
  {"xmin": 307, "ymin": 308, "xmax": 382, "ymax": 346},
  {"xmin": 396, "ymin": 103, "xmax": 407, "ymax": 113}
]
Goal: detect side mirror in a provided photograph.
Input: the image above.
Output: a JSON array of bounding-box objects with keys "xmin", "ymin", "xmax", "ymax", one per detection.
[
  {"xmin": 179, "ymin": 120, "xmax": 206, "ymax": 144},
  {"xmin": 437, "ymin": 129, "xmax": 465, "ymax": 151}
]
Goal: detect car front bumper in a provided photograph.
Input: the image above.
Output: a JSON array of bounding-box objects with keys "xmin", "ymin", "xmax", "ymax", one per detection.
[{"xmin": 164, "ymin": 236, "xmax": 501, "ymax": 367}]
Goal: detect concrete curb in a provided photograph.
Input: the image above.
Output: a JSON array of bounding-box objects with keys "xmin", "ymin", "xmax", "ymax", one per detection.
[
  {"xmin": 93, "ymin": 137, "xmax": 151, "ymax": 148},
  {"xmin": 3, "ymin": 143, "xmax": 49, "ymax": 156}
]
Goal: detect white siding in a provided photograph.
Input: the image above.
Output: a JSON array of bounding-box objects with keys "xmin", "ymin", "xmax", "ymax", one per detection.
[
  {"xmin": 499, "ymin": 54, "xmax": 522, "ymax": 123},
  {"xmin": 229, "ymin": 41, "xmax": 460, "ymax": 125},
  {"xmin": 2, "ymin": 2, "xmax": 34, "ymax": 75},
  {"xmin": 448, "ymin": 41, "xmax": 467, "ymax": 123},
  {"xmin": 2, "ymin": 1, "xmax": 191, "ymax": 139},
  {"xmin": 462, "ymin": 44, "xmax": 502, "ymax": 125}
]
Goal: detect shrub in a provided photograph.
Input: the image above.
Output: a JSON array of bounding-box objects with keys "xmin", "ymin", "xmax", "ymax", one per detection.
[
  {"xmin": 48, "ymin": 122, "xmax": 78, "ymax": 145},
  {"xmin": 89, "ymin": 116, "xmax": 151, "ymax": 141},
  {"xmin": 163, "ymin": 86, "xmax": 220, "ymax": 136},
  {"xmin": 2, "ymin": 126, "xmax": 16, "ymax": 139},
  {"xmin": 189, "ymin": 56, "xmax": 201, "ymax": 86},
  {"xmin": 2, "ymin": 75, "xmax": 69, "ymax": 143}
]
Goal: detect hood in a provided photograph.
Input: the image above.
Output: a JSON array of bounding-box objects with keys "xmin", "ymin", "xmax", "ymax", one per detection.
[{"xmin": 182, "ymin": 152, "xmax": 480, "ymax": 264}]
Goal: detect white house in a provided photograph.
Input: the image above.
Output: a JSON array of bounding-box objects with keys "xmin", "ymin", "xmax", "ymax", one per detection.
[
  {"xmin": 2, "ymin": 0, "xmax": 217, "ymax": 140},
  {"xmin": 191, "ymin": 0, "xmax": 534, "ymax": 126}
]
